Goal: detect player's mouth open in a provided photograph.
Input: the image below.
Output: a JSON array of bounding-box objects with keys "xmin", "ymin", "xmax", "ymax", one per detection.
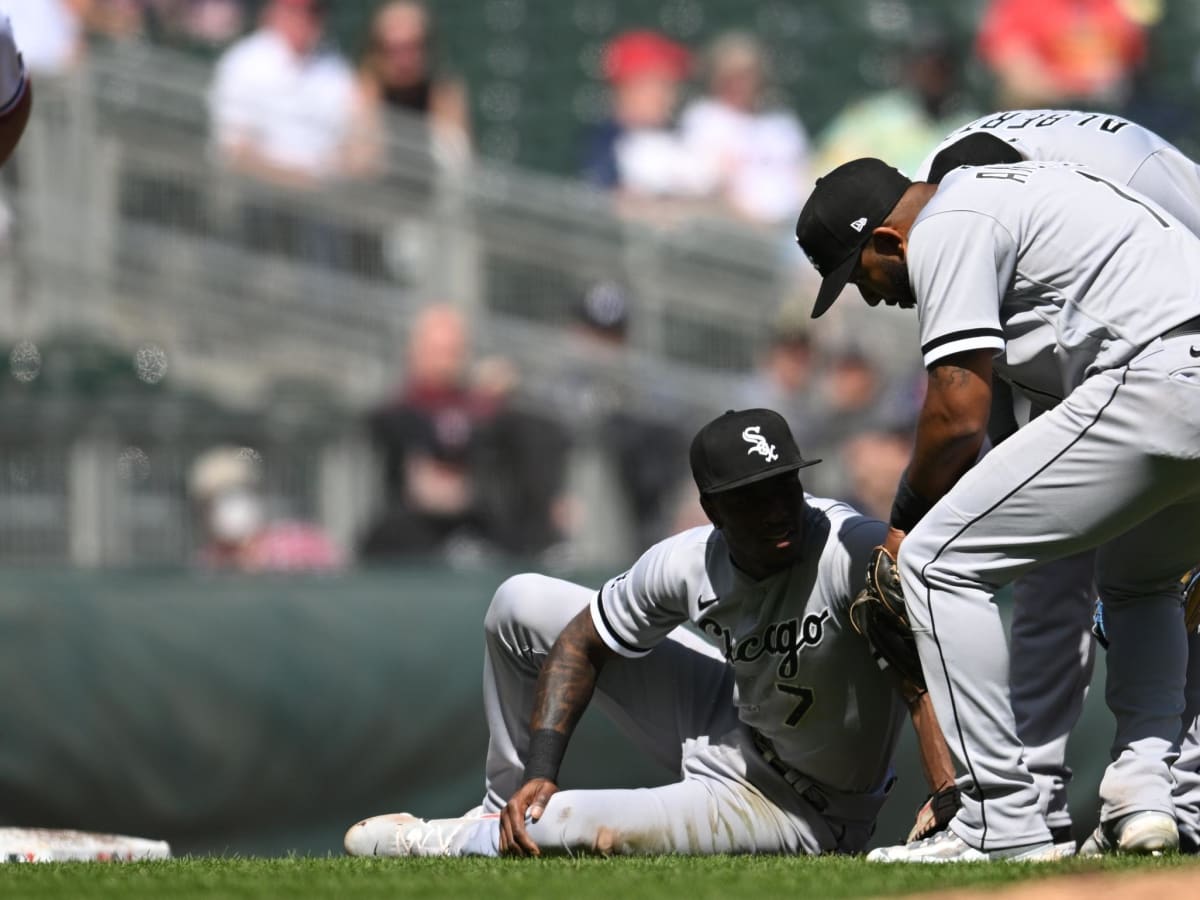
[{"xmin": 767, "ymin": 530, "xmax": 795, "ymax": 549}]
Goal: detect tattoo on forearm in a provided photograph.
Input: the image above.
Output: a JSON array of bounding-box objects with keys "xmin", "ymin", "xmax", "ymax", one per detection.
[
  {"xmin": 531, "ymin": 615, "xmax": 599, "ymax": 735},
  {"xmin": 930, "ymin": 364, "xmax": 973, "ymax": 389}
]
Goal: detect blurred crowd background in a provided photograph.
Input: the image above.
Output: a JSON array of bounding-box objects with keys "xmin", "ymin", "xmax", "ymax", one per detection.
[{"xmin": 0, "ymin": 0, "xmax": 1190, "ymax": 573}]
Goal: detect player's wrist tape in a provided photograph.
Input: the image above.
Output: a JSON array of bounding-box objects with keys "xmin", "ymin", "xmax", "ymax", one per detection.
[
  {"xmin": 522, "ymin": 728, "xmax": 568, "ymax": 784},
  {"xmin": 890, "ymin": 474, "xmax": 934, "ymax": 533}
]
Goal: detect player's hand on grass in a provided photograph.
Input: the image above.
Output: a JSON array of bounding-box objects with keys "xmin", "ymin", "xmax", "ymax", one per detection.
[{"xmin": 499, "ymin": 777, "xmax": 558, "ymax": 857}]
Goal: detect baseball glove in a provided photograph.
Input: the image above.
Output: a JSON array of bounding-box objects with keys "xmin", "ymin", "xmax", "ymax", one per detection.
[
  {"xmin": 906, "ymin": 785, "xmax": 961, "ymax": 843},
  {"xmin": 849, "ymin": 546, "xmax": 927, "ymax": 697}
]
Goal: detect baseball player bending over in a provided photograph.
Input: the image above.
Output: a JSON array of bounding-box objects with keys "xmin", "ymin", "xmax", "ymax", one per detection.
[
  {"xmin": 796, "ymin": 156, "xmax": 1200, "ymax": 861},
  {"xmin": 0, "ymin": 13, "xmax": 30, "ymax": 167},
  {"xmin": 909, "ymin": 109, "xmax": 1200, "ymax": 856},
  {"xmin": 344, "ymin": 409, "xmax": 954, "ymax": 857}
]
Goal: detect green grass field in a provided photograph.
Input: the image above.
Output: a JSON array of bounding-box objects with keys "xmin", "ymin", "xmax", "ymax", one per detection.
[{"xmin": 0, "ymin": 854, "xmax": 1197, "ymax": 900}]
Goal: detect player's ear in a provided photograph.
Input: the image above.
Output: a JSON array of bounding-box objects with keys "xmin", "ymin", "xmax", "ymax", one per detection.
[
  {"xmin": 870, "ymin": 227, "xmax": 906, "ymax": 262},
  {"xmin": 699, "ymin": 493, "xmax": 722, "ymax": 528}
]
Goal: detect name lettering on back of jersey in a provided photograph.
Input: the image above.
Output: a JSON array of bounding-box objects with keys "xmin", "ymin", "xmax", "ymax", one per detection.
[
  {"xmin": 975, "ymin": 166, "xmax": 1031, "ymax": 183},
  {"xmin": 742, "ymin": 426, "xmax": 778, "ymax": 462},
  {"xmin": 700, "ymin": 610, "xmax": 830, "ymax": 679},
  {"xmin": 972, "ymin": 110, "xmax": 1128, "ymax": 134}
]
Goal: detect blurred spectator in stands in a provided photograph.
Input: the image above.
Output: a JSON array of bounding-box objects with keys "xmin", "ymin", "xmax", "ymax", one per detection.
[
  {"xmin": 582, "ymin": 30, "xmax": 715, "ymax": 220},
  {"xmin": 188, "ymin": 445, "xmax": 345, "ymax": 573},
  {"xmin": 82, "ymin": 0, "xmax": 145, "ymax": 43},
  {"xmin": 804, "ymin": 346, "xmax": 916, "ymax": 499},
  {"xmin": 353, "ymin": 0, "xmax": 470, "ymax": 172},
  {"xmin": 471, "ymin": 357, "xmax": 573, "ymax": 560},
  {"xmin": 840, "ymin": 428, "xmax": 913, "ymax": 521},
  {"xmin": 208, "ymin": 0, "xmax": 358, "ymax": 186},
  {"xmin": 736, "ymin": 301, "xmax": 824, "ymax": 440},
  {"xmin": 813, "ymin": 33, "xmax": 974, "ymax": 178},
  {"xmin": 977, "ymin": 0, "xmax": 1148, "ymax": 108},
  {"xmin": 161, "ymin": 0, "xmax": 247, "ymax": 54},
  {"xmin": 0, "ymin": 0, "xmax": 87, "ymax": 76},
  {"xmin": 679, "ymin": 31, "xmax": 811, "ymax": 227},
  {"xmin": 361, "ymin": 304, "xmax": 570, "ymax": 562},
  {"xmin": 553, "ymin": 281, "xmax": 691, "ymax": 553},
  {"xmin": 361, "ymin": 304, "xmax": 490, "ymax": 560}
]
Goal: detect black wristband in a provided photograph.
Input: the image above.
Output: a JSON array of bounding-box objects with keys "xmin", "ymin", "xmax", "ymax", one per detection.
[
  {"xmin": 522, "ymin": 728, "xmax": 569, "ymax": 784},
  {"xmin": 890, "ymin": 473, "xmax": 935, "ymax": 532}
]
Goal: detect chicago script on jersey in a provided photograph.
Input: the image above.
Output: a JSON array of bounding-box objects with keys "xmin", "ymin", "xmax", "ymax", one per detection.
[{"xmin": 699, "ymin": 610, "xmax": 830, "ymax": 679}]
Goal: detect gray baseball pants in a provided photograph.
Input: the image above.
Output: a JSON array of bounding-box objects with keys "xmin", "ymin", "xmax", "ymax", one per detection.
[
  {"xmin": 1011, "ymin": 552, "xmax": 1200, "ymax": 845},
  {"xmin": 456, "ymin": 573, "xmax": 884, "ymax": 856},
  {"xmin": 901, "ymin": 335, "xmax": 1200, "ymax": 850}
]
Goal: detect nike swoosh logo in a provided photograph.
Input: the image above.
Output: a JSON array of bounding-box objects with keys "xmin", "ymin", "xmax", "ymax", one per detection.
[
  {"xmin": 1191, "ymin": 345, "xmax": 1200, "ymax": 358},
  {"xmin": 698, "ymin": 595, "xmax": 719, "ymax": 611}
]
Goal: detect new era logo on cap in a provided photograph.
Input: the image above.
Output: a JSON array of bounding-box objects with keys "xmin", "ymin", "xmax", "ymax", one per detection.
[
  {"xmin": 690, "ymin": 409, "xmax": 820, "ymax": 494},
  {"xmin": 794, "ymin": 158, "xmax": 912, "ymax": 318}
]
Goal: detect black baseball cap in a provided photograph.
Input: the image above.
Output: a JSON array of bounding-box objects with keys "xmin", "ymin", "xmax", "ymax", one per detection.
[
  {"xmin": 794, "ymin": 158, "xmax": 912, "ymax": 319},
  {"xmin": 925, "ymin": 132, "xmax": 1023, "ymax": 184},
  {"xmin": 689, "ymin": 409, "xmax": 820, "ymax": 495}
]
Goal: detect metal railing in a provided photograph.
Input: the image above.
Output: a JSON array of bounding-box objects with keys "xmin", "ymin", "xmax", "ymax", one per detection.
[{"xmin": 0, "ymin": 44, "xmax": 917, "ymax": 566}]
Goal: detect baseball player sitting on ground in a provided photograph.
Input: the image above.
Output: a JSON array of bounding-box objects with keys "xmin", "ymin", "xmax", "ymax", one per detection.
[
  {"xmin": 344, "ymin": 408, "xmax": 955, "ymax": 857},
  {"xmin": 795, "ymin": 155, "xmax": 1200, "ymax": 862},
  {"xmin": 906, "ymin": 109, "xmax": 1200, "ymax": 857},
  {"xmin": 0, "ymin": 12, "xmax": 30, "ymax": 167}
]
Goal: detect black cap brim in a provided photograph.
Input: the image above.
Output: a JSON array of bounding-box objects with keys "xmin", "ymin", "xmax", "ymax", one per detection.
[
  {"xmin": 811, "ymin": 249, "xmax": 861, "ymax": 319},
  {"xmin": 704, "ymin": 458, "xmax": 822, "ymax": 494}
]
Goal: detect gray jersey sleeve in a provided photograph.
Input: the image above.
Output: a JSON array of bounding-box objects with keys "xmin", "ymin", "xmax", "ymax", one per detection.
[
  {"xmin": 819, "ymin": 505, "xmax": 888, "ymax": 622},
  {"xmin": 908, "ymin": 201, "xmax": 1018, "ymax": 368},
  {"xmin": 590, "ymin": 527, "xmax": 710, "ymax": 658}
]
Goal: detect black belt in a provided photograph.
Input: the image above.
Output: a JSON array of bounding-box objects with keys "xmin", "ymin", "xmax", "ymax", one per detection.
[
  {"xmin": 750, "ymin": 730, "xmax": 896, "ymax": 820},
  {"xmin": 751, "ymin": 730, "xmax": 830, "ymax": 811},
  {"xmin": 1163, "ymin": 314, "xmax": 1200, "ymax": 340}
]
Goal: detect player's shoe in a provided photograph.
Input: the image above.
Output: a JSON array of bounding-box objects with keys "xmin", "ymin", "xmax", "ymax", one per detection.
[
  {"xmin": 343, "ymin": 811, "xmax": 497, "ymax": 857},
  {"xmin": 867, "ymin": 829, "xmax": 1057, "ymax": 863},
  {"xmin": 1050, "ymin": 825, "xmax": 1077, "ymax": 858},
  {"xmin": 1077, "ymin": 811, "xmax": 1178, "ymax": 856}
]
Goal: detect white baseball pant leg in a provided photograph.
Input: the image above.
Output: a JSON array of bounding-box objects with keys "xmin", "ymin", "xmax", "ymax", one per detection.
[
  {"xmin": 899, "ymin": 337, "xmax": 1200, "ymax": 850},
  {"xmin": 472, "ymin": 573, "xmax": 851, "ymax": 855},
  {"xmin": 1009, "ymin": 550, "xmax": 1096, "ymax": 832}
]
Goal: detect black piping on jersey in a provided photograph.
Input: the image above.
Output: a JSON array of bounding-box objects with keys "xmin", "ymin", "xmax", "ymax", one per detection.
[
  {"xmin": 921, "ymin": 327, "xmax": 1005, "ymax": 358},
  {"xmin": 593, "ymin": 590, "xmax": 649, "ymax": 655},
  {"xmin": 1075, "ymin": 170, "xmax": 1171, "ymax": 228},
  {"xmin": 917, "ymin": 366, "xmax": 1129, "ymax": 849}
]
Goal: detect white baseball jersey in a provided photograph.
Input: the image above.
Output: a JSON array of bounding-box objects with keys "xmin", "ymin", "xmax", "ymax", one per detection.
[
  {"xmin": 591, "ymin": 495, "xmax": 902, "ymax": 793},
  {"xmin": 910, "ymin": 161, "xmax": 1200, "ymax": 404},
  {"xmin": 915, "ymin": 110, "xmax": 1200, "ymax": 236}
]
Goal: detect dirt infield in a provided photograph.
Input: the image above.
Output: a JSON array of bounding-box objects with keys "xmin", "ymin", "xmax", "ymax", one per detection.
[{"xmin": 917, "ymin": 865, "xmax": 1200, "ymax": 899}]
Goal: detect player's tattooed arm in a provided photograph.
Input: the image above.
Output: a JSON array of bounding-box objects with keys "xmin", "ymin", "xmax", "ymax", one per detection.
[
  {"xmin": 908, "ymin": 348, "xmax": 994, "ymax": 504},
  {"xmin": 500, "ymin": 609, "xmax": 618, "ymax": 856},
  {"xmin": 530, "ymin": 608, "xmax": 617, "ymax": 737}
]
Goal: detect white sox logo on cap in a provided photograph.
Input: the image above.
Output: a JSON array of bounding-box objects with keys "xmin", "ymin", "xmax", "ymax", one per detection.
[{"xmin": 742, "ymin": 426, "xmax": 779, "ymax": 462}]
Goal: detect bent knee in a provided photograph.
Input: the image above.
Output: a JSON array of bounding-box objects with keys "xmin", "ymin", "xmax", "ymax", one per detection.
[
  {"xmin": 485, "ymin": 572, "xmax": 551, "ymax": 636},
  {"xmin": 484, "ymin": 572, "xmax": 591, "ymax": 641}
]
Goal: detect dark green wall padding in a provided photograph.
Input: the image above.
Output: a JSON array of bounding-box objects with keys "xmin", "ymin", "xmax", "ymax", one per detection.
[{"xmin": 0, "ymin": 568, "xmax": 1113, "ymax": 856}]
